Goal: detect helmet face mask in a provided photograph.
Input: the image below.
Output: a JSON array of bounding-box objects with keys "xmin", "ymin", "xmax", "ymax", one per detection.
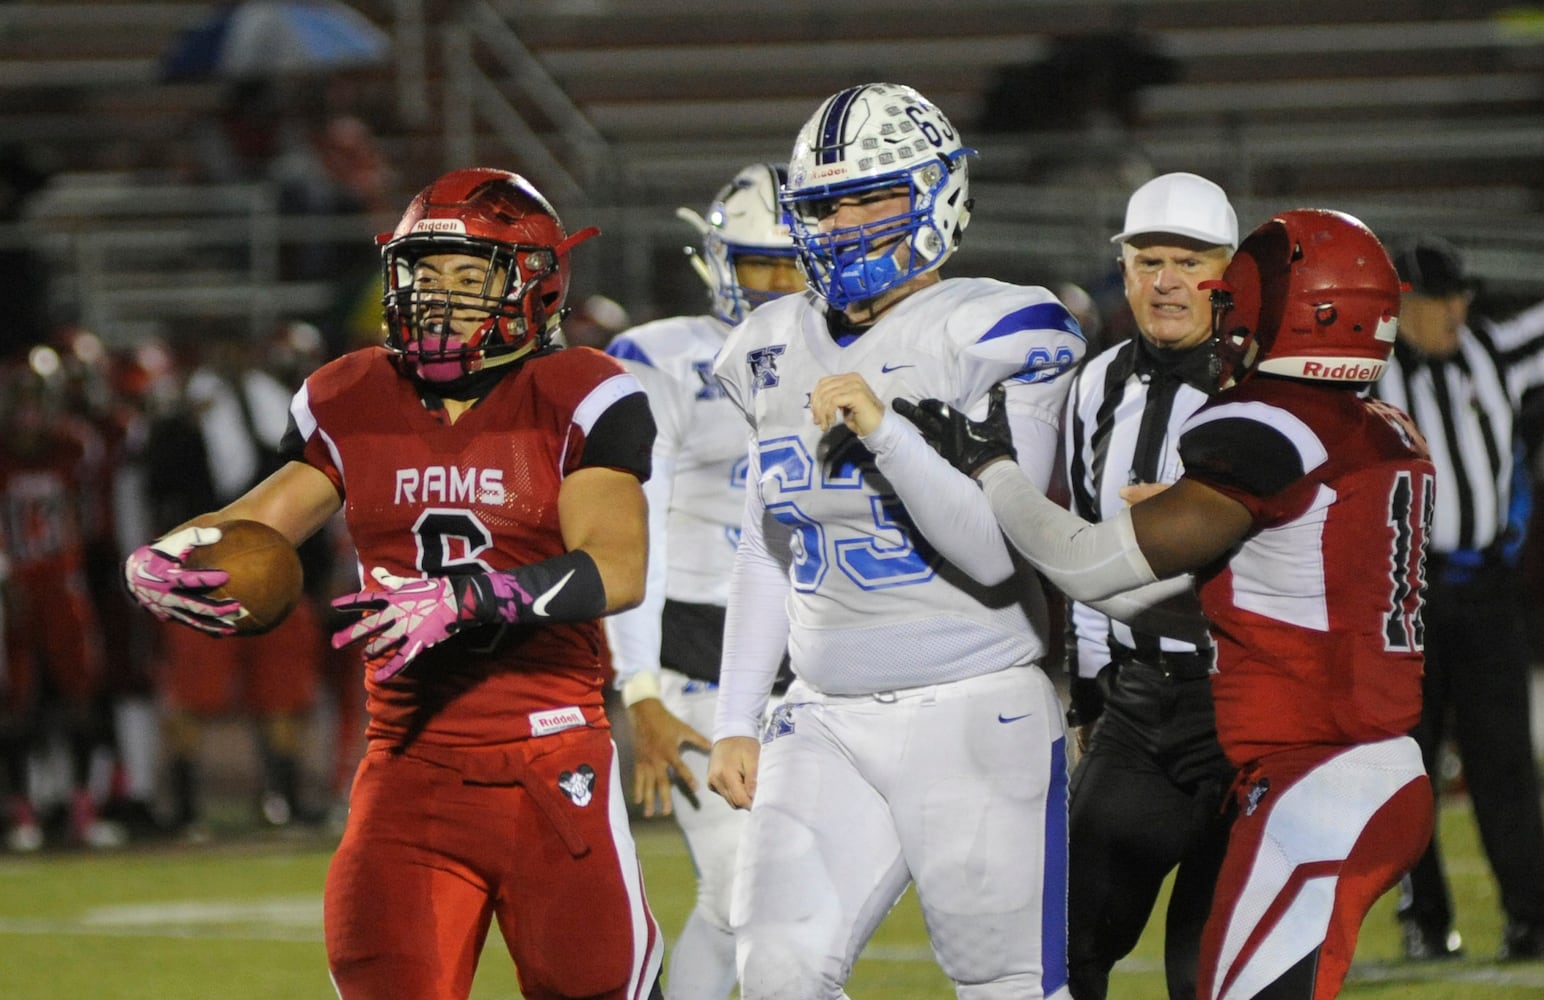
[
  {"xmin": 682, "ymin": 163, "xmax": 800, "ymax": 324},
  {"xmin": 379, "ymin": 169, "xmax": 597, "ymax": 382},
  {"xmin": 1206, "ymin": 209, "xmax": 1400, "ymax": 391},
  {"xmin": 782, "ymin": 83, "xmax": 973, "ymax": 309},
  {"xmin": 386, "ymin": 243, "xmax": 535, "ymax": 382}
]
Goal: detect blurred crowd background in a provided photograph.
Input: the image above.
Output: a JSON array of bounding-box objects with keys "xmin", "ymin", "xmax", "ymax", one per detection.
[{"xmin": 1, "ymin": 0, "xmax": 1543, "ymax": 848}]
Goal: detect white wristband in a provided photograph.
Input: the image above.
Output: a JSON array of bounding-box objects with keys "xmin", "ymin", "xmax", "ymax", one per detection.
[{"xmin": 620, "ymin": 670, "xmax": 662, "ymax": 708}]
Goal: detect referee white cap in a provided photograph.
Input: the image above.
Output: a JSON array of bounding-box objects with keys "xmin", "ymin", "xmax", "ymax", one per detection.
[{"xmin": 1111, "ymin": 172, "xmax": 1238, "ymax": 249}]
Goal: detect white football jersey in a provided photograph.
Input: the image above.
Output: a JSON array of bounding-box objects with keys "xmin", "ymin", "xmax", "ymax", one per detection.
[
  {"xmin": 609, "ymin": 314, "xmax": 746, "ymax": 604},
  {"xmin": 604, "ymin": 313, "xmax": 745, "ymax": 678},
  {"xmin": 715, "ymin": 279, "xmax": 1084, "ymax": 694}
]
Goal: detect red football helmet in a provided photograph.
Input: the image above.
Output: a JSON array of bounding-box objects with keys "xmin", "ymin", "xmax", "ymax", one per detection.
[
  {"xmin": 378, "ymin": 168, "xmax": 599, "ymax": 382},
  {"xmin": 1205, "ymin": 208, "xmax": 1400, "ymax": 390}
]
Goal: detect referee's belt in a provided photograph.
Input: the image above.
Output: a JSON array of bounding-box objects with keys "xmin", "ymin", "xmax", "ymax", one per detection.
[{"xmin": 1109, "ymin": 640, "xmax": 1215, "ymax": 680}]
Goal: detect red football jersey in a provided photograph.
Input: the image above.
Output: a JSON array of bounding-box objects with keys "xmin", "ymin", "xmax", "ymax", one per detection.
[
  {"xmin": 1178, "ymin": 378, "xmax": 1433, "ymax": 765},
  {"xmin": 294, "ymin": 346, "xmax": 652, "ymax": 749},
  {"xmin": 0, "ymin": 430, "xmax": 91, "ymax": 579},
  {"xmin": 0, "ymin": 427, "xmax": 105, "ymax": 705}
]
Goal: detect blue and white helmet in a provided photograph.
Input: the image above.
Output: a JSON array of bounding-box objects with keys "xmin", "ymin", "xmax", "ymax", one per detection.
[
  {"xmin": 676, "ymin": 163, "xmax": 798, "ymax": 325},
  {"xmin": 782, "ymin": 83, "xmax": 974, "ymax": 309}
]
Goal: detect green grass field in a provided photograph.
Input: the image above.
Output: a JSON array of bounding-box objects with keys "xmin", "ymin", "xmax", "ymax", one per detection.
[{"xmin": 1, "ymin": 795, "xmax": 1541, "ymax": 999}]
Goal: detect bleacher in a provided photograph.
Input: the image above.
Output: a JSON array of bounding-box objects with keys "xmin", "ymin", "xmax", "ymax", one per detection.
[
  {"xmin": 1, "ymin": 0, "xmax": 1541, "ymax": 341},
  {"xmin": 509, "ymin": 0, "xmax": 1544, "ymax": 309}
]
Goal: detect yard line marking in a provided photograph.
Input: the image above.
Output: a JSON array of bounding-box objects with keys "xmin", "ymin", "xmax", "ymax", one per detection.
[
  {"xmin": 0, "ymin": 916, "xmax": 321, "ymax": 943},
  {"xmin": 82, "ymin": 896, "xmax": 320, "ymax": 927},
  {"xmin": 0, "ymin": 896, "xmax": 324, "ymax": 943},
  {"xmin": 1347, "ymin": 962, "xmax": 1544, "ymax": 988}
]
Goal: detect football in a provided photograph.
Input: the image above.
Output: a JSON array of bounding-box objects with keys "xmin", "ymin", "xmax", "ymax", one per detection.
[{"xmin": 181, "ymin": 519, "xmax": 304, "ymax": 636}]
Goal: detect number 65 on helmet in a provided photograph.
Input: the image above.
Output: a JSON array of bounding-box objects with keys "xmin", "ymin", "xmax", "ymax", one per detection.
[{"xmin": 781, "ymin": 83, "xmax": 973, "ymax": 309}]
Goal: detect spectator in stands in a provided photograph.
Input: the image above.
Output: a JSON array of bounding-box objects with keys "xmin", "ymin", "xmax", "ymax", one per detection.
[
  {"xmin": 1372, "ymin": 236, "xmax": 1544, "ymax": 961},
  {"xmin": 978, "ymin": 32, "xmax": 1172, "ymax": 193},
  {"xmin": 172, "ymin": 80, "xmax": 388, "ymax": 355}
]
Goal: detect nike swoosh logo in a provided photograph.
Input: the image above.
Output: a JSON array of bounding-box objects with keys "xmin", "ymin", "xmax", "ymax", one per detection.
[
  {"xmin": 531, "ymin": 570, "xmax": 576, "ymax": 616},
  {"xmin": 997, "ymin": 712, "xmax": 1032, "ymax": 724},
  {"xmin": 880, "ymin": 363, "xmax": 916, "ymax": 374}
]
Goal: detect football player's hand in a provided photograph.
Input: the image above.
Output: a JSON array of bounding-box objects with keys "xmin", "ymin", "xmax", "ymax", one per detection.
[
  {"xmin": 1120, "ymin": 482, "xmax": 1171, "ymax": 506},
  {"xmin": 331, "ymin": 567, "xmax": 473, "ymax": 681},
  {"xmin": 123, "ymin": 526, "xmax": 241, "ymax": 636},
  {"xmin": 811, "ymin": 373, "xmax": 886, "ymax": 436},
  {"xmin": 707, "ymin": 736, "xmax": 761, "ymax": 811},
  {"xmin": 628, "ymin": 698, "xmax": 711, "ymax": 817},
  {"xmin": 892, "ymin": 383, "xmax": 1017, "ymax": 478}
]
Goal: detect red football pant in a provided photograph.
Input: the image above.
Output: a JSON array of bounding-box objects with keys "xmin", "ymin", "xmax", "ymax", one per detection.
[
  {"xmin": 4, "ymin": 570, "xmax": 103, "ymax": 710},
  {"xmin": 325, "ymin": 727, "xmax": 663, "ymax": 999},
  {"xmin": 1200, "ymin": 737, "xmax": 1432, "ymax": 1000}
]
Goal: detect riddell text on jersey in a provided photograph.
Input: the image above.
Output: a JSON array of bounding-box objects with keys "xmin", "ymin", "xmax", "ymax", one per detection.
[{"xmin": 394, "ymin": 466, "xmax": 506, "ymax": 505}]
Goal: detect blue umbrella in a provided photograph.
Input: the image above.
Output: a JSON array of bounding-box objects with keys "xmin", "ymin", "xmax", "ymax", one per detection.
[{"xmin": 161, "ymin": 1, "xmax": 390, "ymax": 81}]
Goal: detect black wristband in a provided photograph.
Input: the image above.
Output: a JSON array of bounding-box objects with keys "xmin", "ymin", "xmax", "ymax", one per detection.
[{"xmin": 461, "ymin": 550, "xmax": 608, "ymax": 626}]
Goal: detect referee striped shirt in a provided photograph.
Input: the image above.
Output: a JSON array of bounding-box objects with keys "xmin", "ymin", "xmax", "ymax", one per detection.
[
  {"xmin": 1062, "ymin": 336, "xmax": 1215, "ymax": 682},
  {"xmin": 1371, "ymin": 300, "xmax": 1544, "ymax": 558}
]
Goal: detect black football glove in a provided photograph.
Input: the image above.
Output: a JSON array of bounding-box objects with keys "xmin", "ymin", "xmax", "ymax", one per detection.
[{"xmin": 892, "ymin": 383, "xmax": 1017, "ymax": 477}]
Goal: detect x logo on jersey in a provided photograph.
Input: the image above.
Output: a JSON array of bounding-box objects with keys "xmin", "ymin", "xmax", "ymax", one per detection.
[{"xmin": 747, "ymin": 345, "xmax": 786, "ymax": 392}]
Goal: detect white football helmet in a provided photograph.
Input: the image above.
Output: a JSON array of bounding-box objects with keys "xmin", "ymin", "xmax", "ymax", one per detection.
[
  {"xmin": 676, "ymin": 163, "xmax": 799, "ymax": 324},
  {"xmin": 782, "ymin": 83, "xmax": 974, "ymax": 308}
]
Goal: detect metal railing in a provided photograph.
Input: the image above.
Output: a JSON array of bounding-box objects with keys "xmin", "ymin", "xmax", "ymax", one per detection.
[
  {"xmin": 437, "ymin": 0, "xmax": 614, "ymax": 207},
  {"xmin": 20, "ymin": 176, "xmax": 365, "ymax": 345}
]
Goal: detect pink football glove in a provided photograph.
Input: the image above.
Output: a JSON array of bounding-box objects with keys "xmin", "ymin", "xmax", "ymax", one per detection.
[
  {"xmin": 331, "ymin": 558, "xmax": 596, "ymax": 682},
  {"xmin": 331, "ymin": 567, "xmax": 476, "ymax": 681},
  {"xmin": 123, "ymin": 526, "xmax": 242, "ymax": 637}
]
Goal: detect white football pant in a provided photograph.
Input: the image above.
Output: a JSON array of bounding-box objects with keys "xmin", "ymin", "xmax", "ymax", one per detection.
[
  {"xmin": 731, "ymin": 666, "xmax": 1071, "ymax": 1000},
  {"xmin": 662, "ymin": 670, "xmax": 751, "ymax": 1000}
]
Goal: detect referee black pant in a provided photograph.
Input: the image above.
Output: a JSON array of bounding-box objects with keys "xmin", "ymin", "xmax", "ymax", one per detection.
[
  {"xmin": 1067, "ymin": 656, "xmax": 1234, "ymax": 1000},
  {"xmin": 1399, "ymin": 563, "xmax": 1544, "ymax": 934}
]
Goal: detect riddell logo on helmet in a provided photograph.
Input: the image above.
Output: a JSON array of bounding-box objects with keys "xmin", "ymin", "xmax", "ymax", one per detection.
[
  {"xmin": 1300, "ymin": 359, "xmax": 1380, "ymax": 380},
  {"xmin": 412, "ymin": 219, "xmax": 467, "ymax": 234},
  {"xmin": 1259, "ymin": 354, "xmax": 1386, "ymax": 381},
  {"xmin": 805, "ymin": 164, "xmax": 849, "ymax": 182}
]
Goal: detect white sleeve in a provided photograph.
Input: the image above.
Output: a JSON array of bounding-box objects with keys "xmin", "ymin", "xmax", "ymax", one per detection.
[
  {"xmin": 861, "ymin": 384, "xmax": 1058, "ymax": 586},
  {"xmin": 1082, "ymin": 577, "xmax": 1211, "ymax": 645},
  {"xmin": 861, "ymin": 409, "xmax": 1012, "ymax": 584},
  {"xmin": 1491, "ymin": 299, "xmax": 1544, "ymax": 405},
  {"xmin": 977, "ymin": 460, "xmax": 1158, "ymax": 602},
  {"xmin": 712, "ymin": 448, "xmax": 792, "ymax": 742}
]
